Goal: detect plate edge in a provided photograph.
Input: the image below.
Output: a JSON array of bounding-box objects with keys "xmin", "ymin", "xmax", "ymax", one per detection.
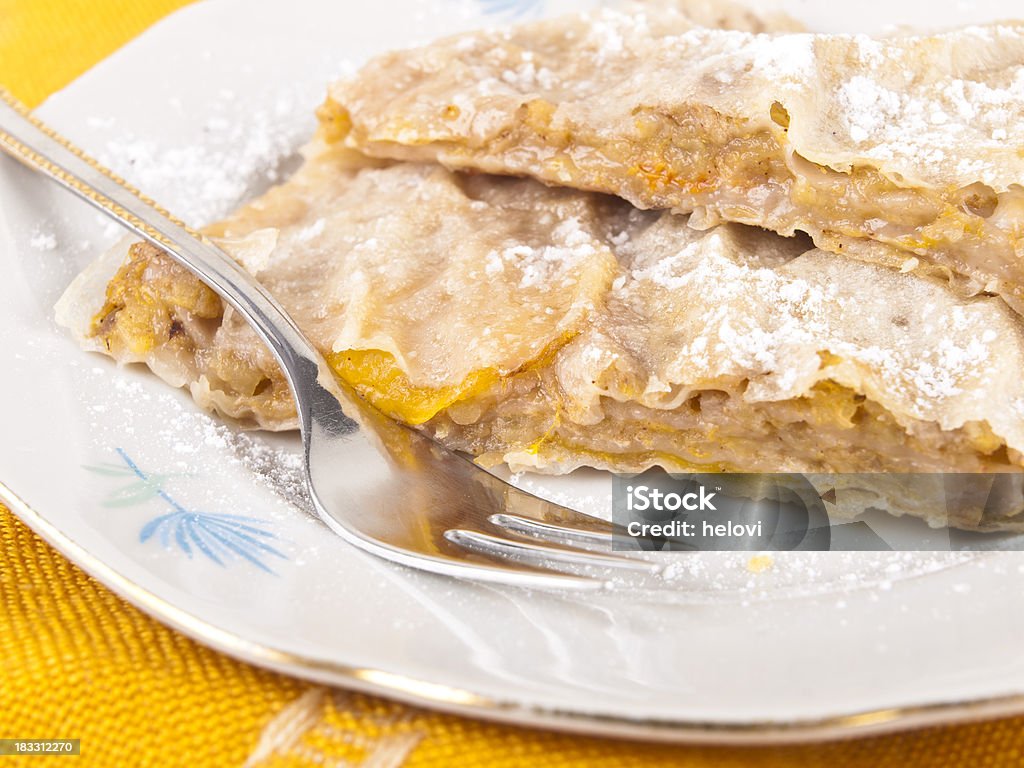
[{"xmin": 5, "ymin": 479, "xmax": 1024, "ymax": 745}]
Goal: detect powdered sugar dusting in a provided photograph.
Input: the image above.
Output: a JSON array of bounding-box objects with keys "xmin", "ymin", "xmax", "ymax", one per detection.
[
  {"xmin": 486, "ymin": 216, "xmax": 601, "ymax": 290},
  {"xmin": 832, "ymin": 28, "xmax": 1024, "ymax": 185},
  {"xmin": 500, "ymin": 55, "xmax": 557, "ymax": 90},
  {"xmin": 839, "ymin": 75, "xmax": 902, "ymax": 144},
  {"xmin": 749, "ymin": 33, "xmax": 815, "ymax": 78},
  {"xmin": 29, "ymin": 229, "xmax": 58, "ymax": 251},
  {"xmin": 92, "ymin": 52, "xmax": 357, "ymax": 225},
  {"xmin": 611, "ymin": 222, "xmax": 1009, "ymax": 422},
  {"xmin": 97, "ymin": 93, "xmax": 309, "ymax": 225}
]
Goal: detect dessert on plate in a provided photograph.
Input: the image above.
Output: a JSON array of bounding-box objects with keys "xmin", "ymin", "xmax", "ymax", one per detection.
[{"xmin": 55, "ymin": 1, "xmax": 1024, "ymax": 530}]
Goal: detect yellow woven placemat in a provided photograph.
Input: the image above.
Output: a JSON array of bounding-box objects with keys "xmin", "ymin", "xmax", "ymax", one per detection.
[{"xmin": 4, "ymin": 2, "xmax": 1024, "ymax": 765}]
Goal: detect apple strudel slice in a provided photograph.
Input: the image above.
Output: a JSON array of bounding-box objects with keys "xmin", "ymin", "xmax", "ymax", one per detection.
[
  {"xmin": 56, "ymin": 142, "xmax": 1024, "ymax": 531},
  {"xmin": 323, "ymin": 7, "xmax": 1024, "ymax": 311}
]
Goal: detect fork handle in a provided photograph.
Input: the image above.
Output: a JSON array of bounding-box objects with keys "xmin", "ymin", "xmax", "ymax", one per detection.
[{"xmin": 0, "ymin": 90, "xmax": 330, "ymax": 424}]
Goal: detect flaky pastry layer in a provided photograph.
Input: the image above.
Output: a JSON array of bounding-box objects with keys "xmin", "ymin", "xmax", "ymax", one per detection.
[{"xmin": 325, "ymin": 6, "xmax": 1024, "ymax": 311}]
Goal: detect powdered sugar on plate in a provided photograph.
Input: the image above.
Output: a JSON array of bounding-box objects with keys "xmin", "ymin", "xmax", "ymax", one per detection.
[
  {"xmin": 90, "ymin": 55, "xmax": 357, "ymax": 226},
  {"xmin": 29, "ymin": 227, "xmax": 58, "ymax": 251},
  {"xmin": 97, "ymin": 96, "xmax": 305, "ymax": 225}
]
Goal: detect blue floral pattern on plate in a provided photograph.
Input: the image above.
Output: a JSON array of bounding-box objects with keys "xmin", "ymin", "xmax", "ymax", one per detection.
[
  {"xmin": 477, "ymin": 0, "xmax": 544, "ymax": 18},
  {"xmin": 85, "ymin": 448, "xmax": 287, "ymax": 574}
]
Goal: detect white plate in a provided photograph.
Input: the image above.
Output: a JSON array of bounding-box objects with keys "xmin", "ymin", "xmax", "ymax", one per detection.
[{"xmin": 4, "ymin": 0, "xmax": 1024, "ymax": 745}]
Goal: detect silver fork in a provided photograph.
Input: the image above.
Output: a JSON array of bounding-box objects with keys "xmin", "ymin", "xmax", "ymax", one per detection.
[{"xmin": 0, "ymin": 92, "xmax": 654, "ymax": 589}]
